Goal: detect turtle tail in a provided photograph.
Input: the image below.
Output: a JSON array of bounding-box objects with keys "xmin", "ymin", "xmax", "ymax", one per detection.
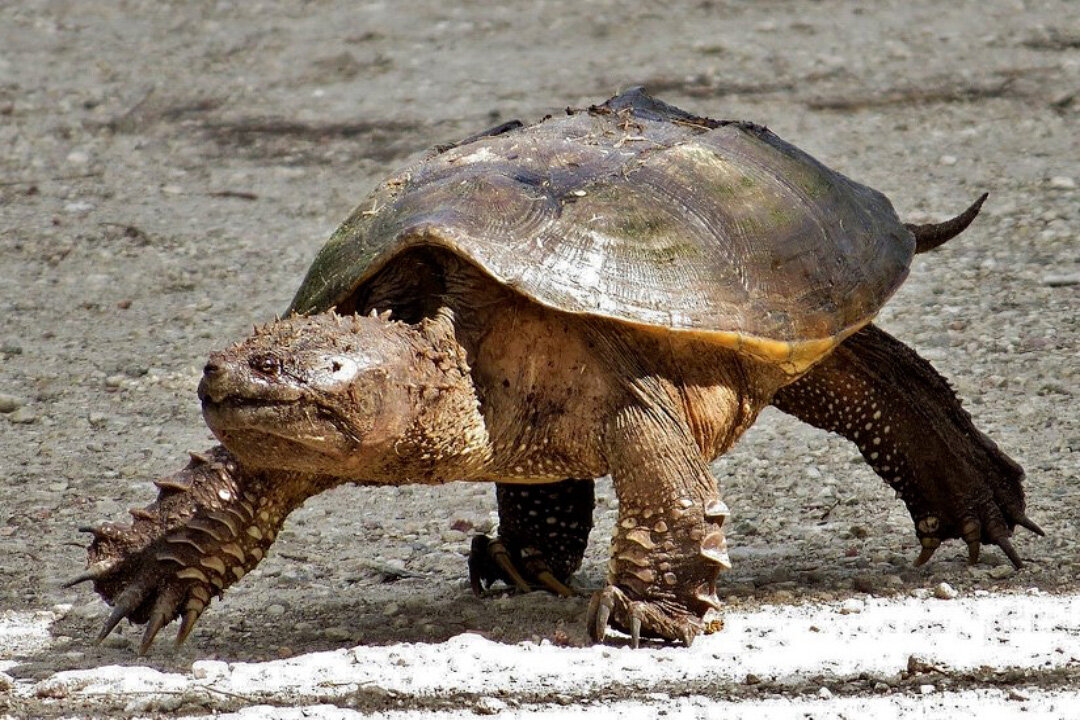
[{"xmin": 906, "ymin": 193, "xmax": 988, "ymax": 253}]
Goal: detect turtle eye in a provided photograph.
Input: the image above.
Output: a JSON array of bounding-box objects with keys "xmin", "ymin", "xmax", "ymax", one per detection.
[{"xmin": 250, "ymin": 354, "xmax": 280, "ymax": 375}]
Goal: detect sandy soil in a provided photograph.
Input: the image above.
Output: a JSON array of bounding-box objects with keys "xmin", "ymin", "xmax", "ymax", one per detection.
[{"xmin": 1, "ymin": 0, "xmax": 1077, "ymax": 717}]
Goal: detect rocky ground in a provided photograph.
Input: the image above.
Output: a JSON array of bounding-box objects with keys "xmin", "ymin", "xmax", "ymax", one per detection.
[{"xmin": 1, "ymin": 0, "xmax": 1077, "ymax": 717}]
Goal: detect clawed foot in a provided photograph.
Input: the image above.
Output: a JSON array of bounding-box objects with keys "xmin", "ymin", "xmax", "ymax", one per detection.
[
  {"xmin": 586, "ymin": 585, "xmax": 719, "ymax": 648},
  {"xmin": 468, "ymin": 535, "xmax": 576, "ymax": 597},
  {"xmin": 913, "ymin": 501, "xmax": 1044, "ymax": 570},
  {"xmin": 64, "ymin": 449, "xmax": 275, "ymax": 654},
  {"xmin": 64, "ymin": 527, "xmax": 216, "ymax": 654}
]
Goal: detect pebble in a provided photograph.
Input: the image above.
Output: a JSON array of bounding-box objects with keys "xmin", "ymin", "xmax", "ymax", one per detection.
[
  {"xmin": 989, "ymin": 565, "xmax": 1014, "ymax": 579},
  {"xmin": 266, "ymin": 603, "xmax": 286, "ymax": 617},
  {"xmin": 476, "ymin": 697, "xmax": 508, "ymax": 715},
  {"xmin": 323, "ymin": 626, "xmax": 352, "ymax": 642},
  {"xmin": 383, "ymin": 602, "xmax": 401, "ymax": 616},
  {"xmin": 440, "ymin": 529, "xmax": 467, "ymax": 543},
  {"xmin": 191, "ymin": 660, "xmax": 229, "ymax": 680},
  {"xmin": 933, "ymin": 582, "xmax": 958, "ymax": 600},
  {"xmin": 8, "ymin": 406, "xmax": 36, "ymax": 424},
  {"xmin": 817, "ymin": 687, "xmax": 833, "ymax": 699},
  {"xmin": 1048, "ymin": 176, "xmax": 1076, "ymax": 190},
  {"xmin": 88, "ymin": 411, "xmax": 108, "ymax": 428},
  {"xmin": 919, "ymin": 684, "xmax": 936, "ymax": 695},
  {"xmin": 939, "ymin": 154, "xmax": 958, "ymax": 166},
  {"xmin": 63, "ymin": 200, "xmax": 95, "ymax": 213},
  {"xmin": 1042, "ymin": 273, "xmax": 1080, "ymax": 287},
  {"xmin": 0, "ymin": 671, "xmax": 12, "ymax": 691},
  {"xmin": 1008, "ymin": 688, "xmax": 1031, "ymax": 701},
  {"xmin": 0, "ymin": 394, "xmax": 22, "ymax": 413},
  {"xmin": 838, "ymin": 598, "xmax": 864, "ymax": 614}
]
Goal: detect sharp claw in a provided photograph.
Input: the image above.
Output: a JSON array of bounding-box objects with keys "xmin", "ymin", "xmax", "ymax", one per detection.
[
  {"xmin": 587, "ymin": 592, "xmax": 612, "ymax": 643},
  {"xmin": 467, "ymin": 536, "xmax": 488, "ymax": 596},
  {"xmin": 914, "ymin": 537, "xmax": 940, "ymax": 567},
  {"xmin": 139, "ymin": 588, "xmax": 182, "ymax": 655},
  {"xmin": 140, "ymin": 611, "xmax": 169, "ymax": 655},
  {"xmin": 967, "ymin": 539, "xmax": 981, "ymax": 565},
  {"xmin": 97, "ymin": 583, "xmax": 146, "ymax": 643},
  {"xmin": 175, "ymin": 606, "xmax": 203, "ymax": 646},
  {"xmin": 629, "ymin": 612, "xmax": 641, "ymax": 649},
  {"xmin": 489, "ymin": 541, "xmax": 532, "ymax": 593},
  {"xmin": 535, "ymin": 570, "xmax": 576, "ymax": 598},
  {"xmin": 996, "ymin": 537, "xmax": 1024, "ymax": 570},
  {"xmin": 961, "ymin": 519, "xmax": 981, "ymax": 544},
  {"xmin": 679, "ymin": 624, "xmax": 696, "ymax": 648},
  {"xmin": 62, "ymin": 560, "xmax": 119, "ymax": 588},
  {"xmin": 1016, "ymin": 515, "xmax": 1046, "ymax": 537}
]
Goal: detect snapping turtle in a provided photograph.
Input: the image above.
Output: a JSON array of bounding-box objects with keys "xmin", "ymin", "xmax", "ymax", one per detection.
[{"xmin": 69, "ymin": 88, "xmax": 1041, "ymax": 652}]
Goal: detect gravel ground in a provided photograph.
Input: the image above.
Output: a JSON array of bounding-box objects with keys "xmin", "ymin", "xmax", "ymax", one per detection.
[{"xmin": 1, "ymin": 0, "xmax": 1077, "ymax": 717}]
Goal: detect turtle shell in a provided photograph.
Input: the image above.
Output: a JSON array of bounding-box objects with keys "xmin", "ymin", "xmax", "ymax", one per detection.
[{"xmin": 289, "ymin": 88, "xmax": 914, "ymax": 373}]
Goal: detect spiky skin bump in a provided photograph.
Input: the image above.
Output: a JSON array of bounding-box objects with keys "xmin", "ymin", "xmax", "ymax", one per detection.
[
  {"xmin": 772, "ymin": 324, "xmax": 1031, "ymax": 565},
  {"xmin": 80, "ymin": 447, "xmax": 326, "ymax": 652},
  {"xmin": 470, "ymin": 479, "xmax": 595, "ymax": 593}
]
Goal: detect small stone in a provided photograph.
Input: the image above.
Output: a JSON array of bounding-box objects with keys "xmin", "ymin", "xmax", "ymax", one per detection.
[
  {"xmin": 744, "ymin": 673, "xmax": 762, "ymax": 685},
  {"xmin": 476, "ymin": 697, "xmax": 508, "ymax": 715},
  {"xmin": 1048, "ymin": 176, "xmax": 1076, "ymax": 190},
  {"xmin": 817, "ymin": 687, "xmax": 833, "ymax": 699},
  {"xmin": 66, "ymin": 150, "xmax": 89, "ymax": 164},
  {"xmin": 105, "ymin": 374, "xmax": 126, "ymax": 388},
  {"xmin": 989, "ymin": 565, "xmax": 1014, "ymax": 579},
  {"xmin": 1008, "ymin": 688, "xmax": 1031, "ymax": 701},
  {"xmin": 0, "ymin": 672, "xmax": 12, "ymax": 691},
  {"xmin": 63, "ymin": 200, "xmax": 95, "ymax": 213},
  {"xmin": 839, "ymin": 598, "xmax": 864, "ymax": 614},
  {"xmin": 0, "ymin": 394, "xmax": 22, "ymax": 413},
  {"xmin": 440, "ymin": 529, "xmax": 467, "ymax": 543},
  {"xmin": 8, "ymin": 406, "xmax": 37, "ymax": 424},
  {"xmin": 383, "ymin": 602, "xmax": 401, "ymax": 616},
  {"xmin": 191, "ymin": 660, "xmax": 229, "ymax": 680},
  {"xmin": 1042, "ymin": 273, "xmax": 1080, "ymax": 287},
  {"xmin": 323, "ymin": 626, "xmax": 352, "ymax": 642},
  {"xmin": 88, "ymin": 411, "xmax": 107, "ymax": 428},
  {"xmin": 266, "ymin": 603, "xmax": 286, "ymax": 617},
  {"xmin": 939, "ymin": 155, "xmax": 957, "ymax": 166},
  {"xmin": 933, "ymin": 582, "xmax": 958, "ymax": 600}
]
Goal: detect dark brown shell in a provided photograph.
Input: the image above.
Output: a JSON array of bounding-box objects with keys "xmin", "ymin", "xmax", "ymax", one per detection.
[{"xmin": 289, "ymin": 88, "xmax": 914, "ymax": 372}]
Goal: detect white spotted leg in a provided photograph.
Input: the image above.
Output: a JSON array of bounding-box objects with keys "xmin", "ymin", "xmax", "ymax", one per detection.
[
  {"xmin": 469, "ymin": 479, "xmax": 594, "ymax": 598},
  {"xmin": 772, "ymin": 324, "xmax": 1042, "ymax": 569}
]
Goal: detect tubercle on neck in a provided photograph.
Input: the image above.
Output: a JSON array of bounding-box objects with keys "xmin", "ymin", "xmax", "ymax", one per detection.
[{"xmin": 382, "ymin": 310, "xmax": 493, "ymax": 483}]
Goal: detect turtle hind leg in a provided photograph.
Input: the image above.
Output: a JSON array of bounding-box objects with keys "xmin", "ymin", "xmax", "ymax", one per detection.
[
  {"xmin": 469, "ymin": 479, "xmax": 595, "ymax": 597},
  {"xmin": 772, "ymin": 323, "xmax": 1040, "ymax": 569}
]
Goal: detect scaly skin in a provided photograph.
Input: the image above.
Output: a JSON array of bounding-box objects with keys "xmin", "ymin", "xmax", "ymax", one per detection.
[
  {"xmin": 69, "ymin": 447, "xmax": 322, "ymax": 653},
  {"xmin": 772, "ymin": 323, "xmax": 1043, "ymax": 567}
]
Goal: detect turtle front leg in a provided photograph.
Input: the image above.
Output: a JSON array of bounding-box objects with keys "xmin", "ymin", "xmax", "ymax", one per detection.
[
  {"xmin": 470, "ymin": 479, "xmax": 595, "ymax": 597},
  {"xmin": 772, "ymin": 324, "xmax": 1042, "ymax": 568},
  {"xmin": 66, "ymin": 446, "xmax": 322, "ymax": 653},
  {"xmin": 587, "ymin": 404, "xmax": 730, "ymax": 647}
]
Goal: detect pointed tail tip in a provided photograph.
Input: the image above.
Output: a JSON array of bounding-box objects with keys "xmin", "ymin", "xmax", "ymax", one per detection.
[{"xmin": 907, "ymin": 192, "xmax": 989, "ymax": 254}]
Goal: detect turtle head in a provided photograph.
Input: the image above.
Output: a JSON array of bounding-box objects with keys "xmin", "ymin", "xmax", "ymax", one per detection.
[{"xmin": 198, "ymin": 311, "xmax": 487, "ymax": 480}]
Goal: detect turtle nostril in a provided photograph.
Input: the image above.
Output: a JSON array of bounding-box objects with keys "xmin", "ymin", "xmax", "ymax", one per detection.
[{"xmin": 203, "ymin": 360, "xmax": 223, "ymax": 377}]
